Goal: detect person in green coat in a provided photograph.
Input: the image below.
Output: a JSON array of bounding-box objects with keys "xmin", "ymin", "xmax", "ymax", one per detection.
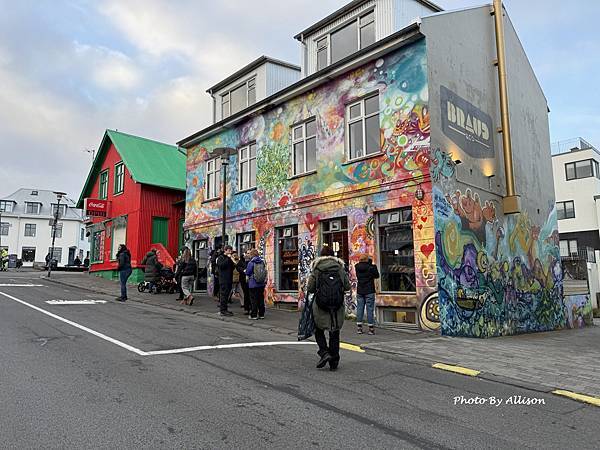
[{"xmin": 306, "ymin": 246, "xmax": 351, "ymax": 371}]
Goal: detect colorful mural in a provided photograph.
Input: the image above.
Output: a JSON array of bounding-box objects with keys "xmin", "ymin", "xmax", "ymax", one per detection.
[
  {"xmin": 185, "ymin": 40, "xmax": 435, "ymax": 320},
  {"xmin": 431, "ymin": 147, "xmax": 566, "ymax": 337}
]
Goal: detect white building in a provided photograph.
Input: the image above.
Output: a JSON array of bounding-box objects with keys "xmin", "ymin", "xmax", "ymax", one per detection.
[
  {"xmin": 552, "ymin": 137, "xmax": 600, "ymax": 308},
  {"xmin": 0, "ymin": 189, "xmax": 90, "ymax": 267}
]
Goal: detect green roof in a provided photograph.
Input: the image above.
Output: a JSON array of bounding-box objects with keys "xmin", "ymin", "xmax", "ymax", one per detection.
[{"xmin": 77, "ymin": 130, "xmax": 186, "ymax": 208}]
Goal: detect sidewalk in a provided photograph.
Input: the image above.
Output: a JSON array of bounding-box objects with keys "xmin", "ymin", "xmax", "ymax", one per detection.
[
  {"xmin": 364, "ymin": 326, "xmax": 600, "ymax": 401},
  {"xmin": 43, "ymin": 272, "xmax": 427, "ymax": 347}
]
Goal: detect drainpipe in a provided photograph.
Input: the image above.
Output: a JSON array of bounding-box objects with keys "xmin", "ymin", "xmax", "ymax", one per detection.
[{"xmin": 492, "ymin": 0, "xmax": 521, "ymax": 214}]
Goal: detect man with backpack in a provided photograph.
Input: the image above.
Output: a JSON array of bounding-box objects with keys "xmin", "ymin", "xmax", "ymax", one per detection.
[
  {"xmin": 307, "ymin": 246, "xmax": 351, "ymax": 371},
  {"xmin": 245, "ymin": 248, "xmax": 267, "ymax": 320}
]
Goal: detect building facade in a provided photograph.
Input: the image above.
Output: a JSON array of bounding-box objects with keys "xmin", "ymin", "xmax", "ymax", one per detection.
[
  {"xmin": 0, "ymin": 189, "xmax": 89, "ymax": 267},
  {"xmin": 77, "ymin": 130, "xmax": 186, "ymax": 283},
  {"xmin": 180, "ymin": 0, "xmax": 573, "ymax": 336}
]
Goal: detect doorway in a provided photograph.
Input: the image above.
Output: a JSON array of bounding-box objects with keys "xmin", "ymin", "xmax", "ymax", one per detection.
[
  {"xmin": 151, "ymin": 217, "xmax": 169, "ymax": 247},
  {"xmin": 193, "ymin": 239, "xmax": 209, "ymax": 292}
]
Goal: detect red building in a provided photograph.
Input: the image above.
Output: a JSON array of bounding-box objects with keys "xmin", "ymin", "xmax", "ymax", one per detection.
[{"xmin": 77, "ymin": 130, "xmax": 186, "ymax": 282}]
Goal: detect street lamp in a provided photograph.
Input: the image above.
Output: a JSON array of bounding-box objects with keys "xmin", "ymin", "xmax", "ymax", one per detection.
[
  {"xmin": 220, "ymin": 152, "xmax": 230, "ymax": 247},
  {"xmin": 47, "ymin": 191, "xmax": 67, "ymax": 278}
]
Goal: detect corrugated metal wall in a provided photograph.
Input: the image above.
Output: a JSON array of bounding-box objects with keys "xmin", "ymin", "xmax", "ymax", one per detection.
[
  {"xmin": 394, "ymin": 0, "xmax": 436, "ymax": 31},
  {"xmin": 266, "ymin": 63, "xmax": 301, "ymax": 96}
]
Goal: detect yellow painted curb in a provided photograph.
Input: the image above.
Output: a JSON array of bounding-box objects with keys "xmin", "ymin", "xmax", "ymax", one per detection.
[
  {"xmin": 432, "ymin": 363, "xmax": 480, "ymax": 377},
  {"xmin": 553, "ymin": 390, "xmax": 600, "ymax": 407},
  {"xmin": 340, "ymin": 342, "xmax": 365, "ymax": 353}
]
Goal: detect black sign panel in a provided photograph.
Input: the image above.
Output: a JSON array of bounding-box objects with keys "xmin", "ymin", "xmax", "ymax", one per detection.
[{"xmin": 440, "ymin": 86, "xmax": 494, "ymax": 158}]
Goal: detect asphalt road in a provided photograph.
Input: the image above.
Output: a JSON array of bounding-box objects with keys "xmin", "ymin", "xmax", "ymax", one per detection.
[{"xmin": 0, "ymin": 272, "xmax": 598, "ymax": 449}]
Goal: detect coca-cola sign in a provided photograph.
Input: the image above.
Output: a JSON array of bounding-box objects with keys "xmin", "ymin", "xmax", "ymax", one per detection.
[{"xmin": 85, "ymin": 198, "xmax": 108, "ymax": 217}]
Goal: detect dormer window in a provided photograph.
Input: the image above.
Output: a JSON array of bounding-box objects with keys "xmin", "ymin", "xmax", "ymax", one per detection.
[
  {"xmin": 31, "ymin": 190, "xmax": 38, "ymax": 196},
  {"xmin": 316, "ymin": 10, "xmax": 375, "ymax": 70},
  {"xmin": 0, "ymin": 201, "xmax": 14, "ymax": 213},
  {"xmin": 221, "ymin": 77, "xmax": 257, "ymax": 119},
  {"xmin": 52, "ymin": 204, "xmax": 68, "ymax": 218},
  {"xmin": 25, "ymin": 202, "xmax": 41, "ymax": 215}
]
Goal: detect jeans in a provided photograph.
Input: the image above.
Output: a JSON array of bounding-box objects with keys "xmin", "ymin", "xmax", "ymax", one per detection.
[
  {"xmin": 181, "ymin": 275, "xmax": 195, "ymax": 297},
  {"xmin": 241, "ymin": 281, "xmax": 250, "ymax": 312},
  {"xmin": 356, "ymin": 293, "xmax": 375, "ymax": 326},
  {"xmin": 119, "ymin": 268, "xmax": 132, "ymax": 299},
  {"xmin": 249, "ymin": 287, "xmax": 265, "ymax": 318},
  {"xmin": 220, "ymin": 283, "xmax": 232, "ymax": 313},
  {"xmin": 315, "ymin": 328, "xmax": 340, "ymax": 366}
]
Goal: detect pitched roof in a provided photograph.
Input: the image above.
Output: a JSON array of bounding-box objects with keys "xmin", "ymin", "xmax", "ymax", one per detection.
[
  {"xmin": 77, "ymin": 130, "xmax": 186, "ymax": 207},
  {"xmin": 1, "ymin": 188, "xmax": 84, "ymax": 220}
]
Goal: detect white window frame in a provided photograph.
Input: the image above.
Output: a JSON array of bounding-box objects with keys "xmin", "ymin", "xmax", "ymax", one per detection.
[
  {"xmin": 291, "ymin": 118, "xmax": 317, "ymax": 176},
  {"xmin": 315, "ymin": 9, "xmax": 375, "ymax": 70},
  {"xmin": 346, "ymin": 92, "xmax": 380, "ymax": 161},
  {"xmin": 24, "ymin": 223, "xmax": 36, "ymax": 237},
  {"xmin": 25, "ymin": 202, "xmax": 41, "ymax": 215},
  {"xmin": 51, "ymin": 222, "xmax": 63, "ymax": 239},
  {"xmin": 0, "ymin": 201, "xmax": 13, "ymax": 213},
  {"xmin": 205, "ymin": 157, "xmax": 221, "ymax": 201},
  {"xmin": 0, "ymin": 222, "xmax": 8, "ymax": 236},
  {"xmin": 238, "ymin": 143, "xmax": 257, "ymax": 191},
  {"xmin": 51, "ymin": 203, "xmax": 67, "ymax": 218},
  {"xmin": 221, "ymin": 77, "xmax": 257, "ymax": 119}
]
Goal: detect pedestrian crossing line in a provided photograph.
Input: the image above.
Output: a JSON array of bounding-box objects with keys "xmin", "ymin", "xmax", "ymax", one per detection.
[
  {"xmin": 432, "ymin": 363, "xmax": 481, "ymax": 377},
  {"xmin": 340, "ymin": 342, "xmax": 365, "ymax": 353},
  {"xmin": 552, "ymin": 390, "xmax": 600, "ymax": 407},
  {"xmin": 145, "ymin": 341, "xmax": 315, "ymax": 356},
  {"xmin": 0, "ymin": 284, "xmax": 44, "ymax": 287}
]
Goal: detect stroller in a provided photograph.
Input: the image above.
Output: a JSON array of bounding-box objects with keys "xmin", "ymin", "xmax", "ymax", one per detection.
[{"xmin": 138, "ymin": 267, "xmax": 178, "ymax": 294}]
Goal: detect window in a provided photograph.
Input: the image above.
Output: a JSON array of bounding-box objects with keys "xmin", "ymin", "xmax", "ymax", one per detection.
[
  {"xmin": 21, "ymin": 247, "xmax": 36, "ymax": 263},
  {"xmin": 316, "ymin": 10, "xmax": 375, "ymax": 69},
  {"xmin": 99, "ymin": 170, "xmax": 109, "ymax": 199},
  {"xmin": 51, "ymin": 222, "xmax": 63, "ymax": 239},
  {"xmin": 31, "ymin": 190, "xmax": 38, "ymax": 196},
  {"xmin": 0, "ymin": 201, "xmax": 14, "ymax": 213},
  {"xmin": 347, "ymin": 92, "xmax": 380, "ymax": 160},
  {"xmin": 378, "ymin": 208, "xmax": 415, "ymax": 292},
  {"xmin": 51, "ymin": 204, "xmax": 67, "ymax": 218},
  {"xmin": 292, "ymin": 118, "xmax": 317, "ymax": 175},
  {"xmin": 556, "ymin": 201, "xmax": 575, "ymax": 220},
  {"xmin": 560, "ymin": 239, "xmax": 578, "ymax": 257},
  {"xmin": 80, "ymin": 228, "xmax": 85, "ymax": 241},
  {"xmin": 48, "ymin": 247, "xmax": 62, "ymax": 263},
  {"xmin": 565, "ymin": 159, "xmax": 600, "ymax": 180},
  {"xmin": 114, "ymin": 162, "xmax": 125, "ymax": 194},
  {"xmin": 321, "ymin": 217, "xmax": 349, "ymax": 266},
  {"xmin": 24, "ymin": 224, "xmax": 36, "ymax": 237},
  {"xmin": 237, "ymin": 231, "xmax": 256, "ymax": 256},
  {"xmin": 276, "ymin": 226, "xmax": 299, "ymax": 292},
  {"xmin": 221, "ymin": 77, "xmax": 257, "ymax": 118},
  {"xmin": 238, "ymin": 143, "xmax": 257, "ymax": 191},
  {"xmin": 205, "ymin": 157, "xmax": 221, "ymax": 200},
  {"xmin": 0, "ymin": 222, "xmax": 8, "ymax": 236},
  {"xmin": 25, "ymin": 202, "xmax": 41, "ymax": 215},
  {"xmin": 91, "ymin": 231, "xmax": 105, "ymax": 263},
  {"xmin": 111, "ymin": 219, "xmax": 127, "ymax": 260}
]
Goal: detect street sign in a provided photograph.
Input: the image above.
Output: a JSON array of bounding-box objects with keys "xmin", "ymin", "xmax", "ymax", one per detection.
[{"xmin": 84, "ymin": 198, "xmax": 108, "ymax": 217}]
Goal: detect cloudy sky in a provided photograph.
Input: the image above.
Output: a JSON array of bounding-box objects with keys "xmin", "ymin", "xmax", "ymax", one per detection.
[{"xmin": 1, "ymin": 0, "xmax": 598, "ymax": 199}]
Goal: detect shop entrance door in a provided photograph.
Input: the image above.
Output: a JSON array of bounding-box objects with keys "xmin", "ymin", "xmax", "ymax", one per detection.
[
  {"xmin": 321, "ymin": 217, "xmax": 349, "ymax": 270},
  {"xmin": 193, "ymin": 239, "xmax": 209, "ymax": 291},
  {"xmin": 152, "ymin": 217, "xmax": 169, "ymax": 247}
]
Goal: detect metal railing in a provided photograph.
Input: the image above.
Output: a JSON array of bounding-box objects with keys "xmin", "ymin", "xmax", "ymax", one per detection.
[{"xmin": 551, "ymin": 137, "xmax": 596, "ymax": 156}]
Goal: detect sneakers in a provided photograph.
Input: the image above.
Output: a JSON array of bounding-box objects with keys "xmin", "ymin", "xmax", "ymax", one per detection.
[
  {"xmin": 357, "ymin": 324, "xmax": 363, "ymax": 334},
  {"xmin": 115, "ymin": 297, "xmax": 126, "ymax": 302},
  {"xmin": 368, "ymin": 326, "xmax": 375, "ymax": 335},
  {"xmin": 219, "ymin": 311, "xmax": 233, "ymax": 317},
  {"xmin": 316, "ymin": 352, "xmax": 331, "ymax": 368},
  {"xmin": 258, "ymin": 316, "xmax": 265, "ymax": 320},
  {"xmin": 249, "ymin": 316, "xmax": 258, "ymax": 320}
]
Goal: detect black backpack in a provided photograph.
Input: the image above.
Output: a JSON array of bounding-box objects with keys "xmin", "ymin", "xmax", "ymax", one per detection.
[{"xmin": 315, "ymin": 267, "xmax": 345, "ymax": 313}]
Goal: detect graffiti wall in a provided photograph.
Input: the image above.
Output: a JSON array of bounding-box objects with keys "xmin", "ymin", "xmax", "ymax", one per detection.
[
  {"xmin": 185, "ymin": 40, "xmax": 436, "ymax": 316},
  {"xmin": 431, "ymin": 148, "xmax": 566, "ymax": 337}
]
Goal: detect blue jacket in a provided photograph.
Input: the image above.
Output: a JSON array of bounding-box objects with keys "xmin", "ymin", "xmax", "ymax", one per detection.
[{"xmin": 245, "ymin": 256, "xmax": 266, "ymax": 289}]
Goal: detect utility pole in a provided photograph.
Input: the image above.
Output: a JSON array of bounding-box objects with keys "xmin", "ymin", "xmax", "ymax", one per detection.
[
  {"xmin": 47, "ymin": 191, "xmax": 67, "ymax": 278},
  {"xmin": 221, "ymin": 152, "xmax": 230, "ymax": 247},
  {"xmin": 84, "ymin": 148, "xmax": 96, "ymax": 165}
]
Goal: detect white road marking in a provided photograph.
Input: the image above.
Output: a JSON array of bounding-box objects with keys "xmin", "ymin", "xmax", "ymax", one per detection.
[
  {"xmin": 0, "ymin": 284, "xmax": 44, "ymax": 287},
  {"xmin": 0, "ymin": 290, "xmax": 148, "ymax": 356},
  {"xmin": 46, "ymin": 300, "xmax": 107, "ymax": 305},
  {"xmin": 145, "ymin": 341, "xmax": 315, "ymax": 356},
  {"xmin": 0, "ymin": 290, "xmax": 317, "ymax": 357}
]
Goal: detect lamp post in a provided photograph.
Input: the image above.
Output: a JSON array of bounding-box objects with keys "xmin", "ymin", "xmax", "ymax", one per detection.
[
  {"xmin": 220, "ymin": 152, "xmax": 230, "ymax": 247},
  {"xmin": 47, "ymin": 191, "xmax": 67, "ymax": 278}
]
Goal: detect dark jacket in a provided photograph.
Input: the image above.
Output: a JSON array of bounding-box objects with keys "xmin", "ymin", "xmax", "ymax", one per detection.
[
  {"xmin": 210, "ymin": 250, "xmax": 221, "ymax": 277},
  {"xmin": 141, "ymin": 251, "xmax": 162, "ymax": 282},
  {"xmin": 236, "ymin": 256, "xmax": 248, "ymax": 286},
  {"xmin": 245, "ymin": 256, "xmax": 266, "ymax": 289},
  {"xmin": 307, "ymin": 256, "xmax": 351, "ymax": 331},
  {"xmin": 217, "ymin": 253, "xmax": 235, "ymax": 285},
  {"xmin": 177, "ymin": 258, "xmax": 197, "ymax": 277},
  {"xmin": 116, "ymin": 248, "xmax": 131, "ymax": 272},
  {"xmin": 355, "ymin": 261, "xmax": 379, "ymax": 295}
]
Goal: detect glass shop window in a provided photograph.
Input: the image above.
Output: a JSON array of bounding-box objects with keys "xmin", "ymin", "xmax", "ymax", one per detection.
[
  {"xmin": 277, "ymin": 225, "xmax": 299, "ymax": 292},
  {"xmin": 378, "ymin": 208, "xmax": 416, "ymax": 292},
  {"xmin": 321, "ymin": 217, "xmax": 349, "ymax": 268},
  {"xmin": 237, "ymin": 231, "xmax": 256, "ymax": 256}
]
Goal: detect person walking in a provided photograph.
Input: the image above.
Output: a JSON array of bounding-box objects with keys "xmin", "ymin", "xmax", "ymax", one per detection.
[
  {"xmin": 141, "ymin": 248, "xmax": 162, "ymax": 291},
  {"xmin": 245, "ymin": 248, "xmax": 267, "ymax": 320},
  {"xmin": 354, "ymin": 254, "xmax": 380, "ymax": 335},
  {"xmin": 115, "ymin": 244, "xmax": 132, "ymax": 302},
  {"xmin": 237, "ymin": 251, "xmax": 251, "ymax": 315},
  {"xmin": 217, "ymin": 245, "xmax": 235, "ymax": 316},
  {"xmin": 307, "ymin": 246, "xmax": 350, "ymax": 371},
  {"xmin": 174, "ymin": 247, "xmax": 186, "ymax": 301},
  {"xmin": 177, "ymin": 247, "xmax": 197, "ymax": 305}
]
